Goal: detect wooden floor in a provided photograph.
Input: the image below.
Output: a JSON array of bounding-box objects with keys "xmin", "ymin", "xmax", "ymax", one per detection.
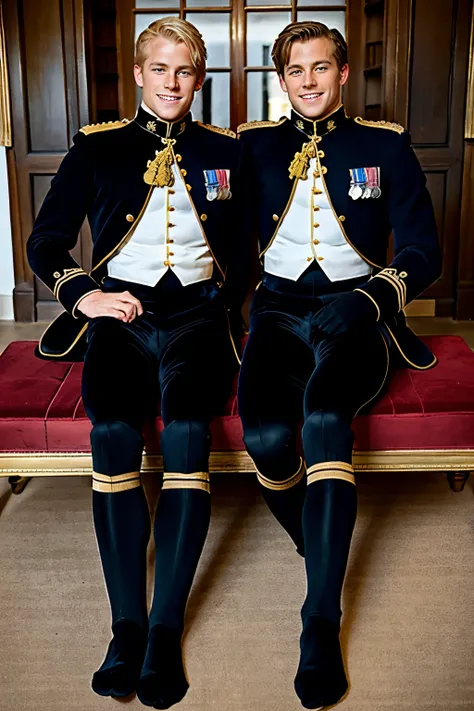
[{"xmin": 1, "ymin": 316, "xmax": 474, "ymax": 353}]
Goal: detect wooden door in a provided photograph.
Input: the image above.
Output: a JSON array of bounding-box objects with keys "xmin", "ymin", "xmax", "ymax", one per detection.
[{"xmin": 4, "ymin": 0, "xmax": 90, "ymax": 321}]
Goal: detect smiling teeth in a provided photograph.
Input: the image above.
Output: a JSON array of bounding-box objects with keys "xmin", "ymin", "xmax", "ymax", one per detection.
[
  {"xmin": 159, "ymin": 96, "xmax": 180, "ymax": 102},
  {"xmin": 302, "ymin": 93, "xmax": 322, "ymax": 99}
]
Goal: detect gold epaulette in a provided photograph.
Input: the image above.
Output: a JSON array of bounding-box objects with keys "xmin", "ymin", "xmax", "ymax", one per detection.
[
  {"xmin": 354, "ymin": 117, "xmax": 405, "ymax": 134},
  {"xmin": 237, "ymin": 118, "xmax": 287, "ymax": 134},
  {"xmin": 196, "ymin": 122, "xmax": 236, "ymax": 139},
  {"xmin": 79, "ymin": 119, "xmax": 130, "ymax": 136}
]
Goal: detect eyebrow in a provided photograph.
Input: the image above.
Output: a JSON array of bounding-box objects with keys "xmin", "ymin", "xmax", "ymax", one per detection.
[
  {"xmin": 286, "ymin": 60, "xmax": 332, "ymax": 71},
  {"xmin": 148, "ymin": 62, "xmax": 194, "ymax": 71}
]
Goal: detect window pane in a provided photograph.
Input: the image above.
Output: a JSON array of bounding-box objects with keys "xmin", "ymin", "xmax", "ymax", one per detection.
[
  {"xmin": 185, "ymin": 13, "xmax": 230, "ymax": 66},
  {"xmin": 135, "ymin": 13, "xmax": 179, "ymax": 40},
  {"xmin": 247, "ymin": 71, "xmax": 291, "ymax": 122},
  {"xmin": 297, "ymin": 0, "xmax": 346, "ymax": 5},
  {"xmin": 187, "ymin": 0, "xmax": 229, "ymax": 6},
  {"xmin": 246, "ymin": 12, "xmax": 291, "ymax": 66},
  {"xmin": 296, "ymin": 10, "xmax": 346, "ymax": 37},
  {"xmin": 247, "ymin": 0, "xmax": 290, "ymax": 5},
  {"xmin": 192, "ymin": 72, "xmax": 230, "ymax": 127},
  {"xmin": 136, "ymin": 0, "xmax": 179, "ymax": 7}
]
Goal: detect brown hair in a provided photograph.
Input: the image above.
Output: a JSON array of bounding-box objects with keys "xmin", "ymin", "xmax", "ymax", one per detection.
[
  {"xmin": 271, "ymin": 21, "xmax": 348, "ymax": 75},
  {"xmin": 135, "ymin": 17, "xmax": 207, "ymax": 80}
]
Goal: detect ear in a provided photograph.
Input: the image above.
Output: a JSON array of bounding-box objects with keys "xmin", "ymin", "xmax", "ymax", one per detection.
[
  {"xmin": 279, "ymin": 73, "xmax": 288, "ymax": 94},
  {"xmin": 195, "ymin": 72, "xmax": 206, "ymax": 92},
  {"xmin": 339, "ymin": 63, "xmax": 349, "ymax": 87},
  {"xmin": 134, "ymin": 64, "xmax": 144, "ymax": 89}
]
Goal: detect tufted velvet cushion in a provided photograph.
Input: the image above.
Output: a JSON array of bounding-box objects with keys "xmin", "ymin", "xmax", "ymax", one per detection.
[{"xmin": 1, "ymin": 336, "xmax": 474, "ymax": 454}]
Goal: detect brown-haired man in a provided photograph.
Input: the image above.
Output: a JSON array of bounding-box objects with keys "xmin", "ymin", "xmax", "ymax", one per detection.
[
  {"xmin": 238, "ymin": 21, "xmax": 441, "ymax": 709},
  {"xmin": 28, "ymin": 17, "xmax": 247, "ymax": 708}
]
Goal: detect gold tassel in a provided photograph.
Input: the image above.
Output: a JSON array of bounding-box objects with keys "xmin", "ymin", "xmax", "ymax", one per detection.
[
  {"xmin": 288, "ymin": 140, "xmax": 317, "ymax": 181},
  {"xmin": 143, "ymin": 139, "xmax": 176, "ymax": 187}
]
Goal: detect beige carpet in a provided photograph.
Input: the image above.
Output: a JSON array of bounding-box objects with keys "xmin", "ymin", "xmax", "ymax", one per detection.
[{"xmin": 0, "ymin": 471, "xmax": 473, "ymax": 711}]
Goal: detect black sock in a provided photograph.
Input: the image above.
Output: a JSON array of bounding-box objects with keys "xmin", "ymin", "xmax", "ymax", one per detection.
[
  {"xmin": 296, "ymin": 476, "xmax": 357, "ymax": 708},
  {"xmin": 258, "ymin": 464, "xmax": 306, "ymax": 555},
  {"xmin": 92, "ymin": 618, "xmax": 148, "ymax": 698},
  {"xmin": 138, "ymin": 420, "xmax": 212, "ymax": 708}
]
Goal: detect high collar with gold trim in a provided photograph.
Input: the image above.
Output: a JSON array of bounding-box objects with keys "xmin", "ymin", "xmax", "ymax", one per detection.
[
  {"xmin": 135, "ymin": 104, "xmax": 193, "ymax": 139},
  {"xmin": 291, "ymin": 104, "xmax": 348, "ymax": 140}
]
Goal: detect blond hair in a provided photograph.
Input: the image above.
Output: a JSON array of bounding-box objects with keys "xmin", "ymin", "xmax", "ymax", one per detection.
[
  {"xmin": 135, "ymin": 17, "xmax": 207, "ymax": 80},
  {"xmin": 271, "ymin": 21, "xmax": 348, "ymax": 75}
]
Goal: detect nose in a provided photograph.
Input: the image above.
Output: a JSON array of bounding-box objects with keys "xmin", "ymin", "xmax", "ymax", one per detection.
[
  {"xmin": 165, "ymin": 73, "xmax": 178, "ymax": 90},
  {"xmin": 302, "ymin": 70, "xmax": 316, "ymax": 89}
]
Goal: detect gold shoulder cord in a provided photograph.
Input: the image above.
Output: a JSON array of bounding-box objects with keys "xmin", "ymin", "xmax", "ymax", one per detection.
[
  {"xmin": 354, "ymin": 117, "xmax": 405, "ymax": 134},
  {"xmin": 79, "ymin": 119, "xmax": 130, "ymax": 135},
  {"xmin": 196, "ymin": 122, "xmax": 236, "ymax": 139},
  {"xmin": 143, "ymin": 138, "xmax": 176, "ymax": 187},
  {"xmin": 237, "ymin": 117, "xmax": 287, "ymax": 134}
]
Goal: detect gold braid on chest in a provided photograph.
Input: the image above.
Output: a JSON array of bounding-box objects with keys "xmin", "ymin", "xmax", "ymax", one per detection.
[{"xmin": 143, "ymin": 138, "xmax": 177, "ymax": 187}]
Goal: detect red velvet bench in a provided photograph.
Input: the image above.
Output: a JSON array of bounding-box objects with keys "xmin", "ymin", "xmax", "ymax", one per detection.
[{"xmin": 1, "ymin": 336, "xmax": 474, "ymax": 494}]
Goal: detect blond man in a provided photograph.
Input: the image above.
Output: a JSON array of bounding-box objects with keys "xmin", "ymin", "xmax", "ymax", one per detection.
[{"xmin": 28, "ymin": 18, "xmax": 247, "ymax": 708}]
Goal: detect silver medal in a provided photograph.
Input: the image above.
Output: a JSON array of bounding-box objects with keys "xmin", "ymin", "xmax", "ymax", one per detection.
[{"xmin": 351, "ymin": 185, "xmax": 363, "ymax": 200}]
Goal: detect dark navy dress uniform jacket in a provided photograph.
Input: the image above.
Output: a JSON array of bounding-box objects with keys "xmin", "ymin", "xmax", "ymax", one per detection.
[
  {"xmin": 238, "ymin": 105, "xmax": 442, "ymax": 369},
  {"xmin": 27, "ymin": 107, "xmax": 248, "ymax": 360}
]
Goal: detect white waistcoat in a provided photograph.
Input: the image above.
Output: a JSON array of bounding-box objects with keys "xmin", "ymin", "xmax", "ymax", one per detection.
[
  {"xmin": 264, "ymin": 156, "xmax": 371, "ymax": 282},
  {"xmin": 108, "ymin": 163, "xmax": 213, "ymax": 287}
]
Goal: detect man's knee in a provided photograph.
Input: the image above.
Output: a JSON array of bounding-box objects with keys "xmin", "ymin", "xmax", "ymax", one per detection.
[
  {"xmin": 243, "ymin": 423, "xmax": 300, "ymax": 481},
  {"xmin": 161, "ymin": 420, "xmax": 211, "ymax": 473},
  {"xmin": 90, "ymin": 420, "xmax": 144, "ymax": 490},
  {"xmin": 302, "ymin": 410, "xmax": 353, "ymax": 463}
]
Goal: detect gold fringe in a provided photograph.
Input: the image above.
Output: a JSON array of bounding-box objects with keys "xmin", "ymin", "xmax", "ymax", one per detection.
[
  {"xmin": 196, "ymin": 122, "xmax": 236, "ymax": 139},
  {"xmin": 354, "ymin": 117, "xmax": 405, "ymax": 134},
  {"xmin": 80, "ymin": 119, "xmax": 130, "ymax": 136},
  {"xmin": 237, "ymin": 118, "xmax": 287, "ymax": 134}
]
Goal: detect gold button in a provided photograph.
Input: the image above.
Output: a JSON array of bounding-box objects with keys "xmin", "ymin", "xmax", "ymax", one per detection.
[
  {"xmin": 307, "ymin": 257, "xmax": 313, "ymax": 262},
  {"xmin": 168, "ymin": 222, "xmax": 175, "ymax": 228},
  {"xmin": 126, "ymin": 214, "xmax": 134, "ymax": 222},
  {"xmin": 164, "ymin": 260, "xmax": 170, "ymax": 266},
  {"xmin": 181, "ymin": 169, "xmax": 187, "ymax": 176},
  {"xmin": 168, "ymin": 252, "xmax": 174, "ymax": 256},
  {"xmin": 313, "ymin": 188, "xmax": 322, "ymax": 195},
  {"xmin": 53, "ymin": 271, "xmax": 60, "ymax": 278},
  {"xmin": 169, "ymin": 189, "xmax": 175, "ymax": 195},
  {"xmin": 186, "ymin": 183, "xmax": 192, "ymax": 191},
  {"xmin": 313, "ymin": 205, "xmax": 320, "ymax": 211},
  {"xmin": 321, "ymin": 166, "xmax": 328, "ymax": 174},
  {"xmin": 170, "ymin": 263, "xmax": 175, "ymax": 267},
  {"xmin": 168, "ymin": 206, "xmax": 175, "ymax": 211},
  {"xmin": 313, "ymin": 239, "xmax": 320, "ymax": 245},
  {"xmin": 175, "ymin": 154, "xmax": 182, "ymax": 162},
  {"xmin": 318, "ymin": 150, "xmax": 325, "ymax": 158},
  {"xmin": 339, "ymin": 215, "xmax": 346, "ymax": 222},
  {"xmin": 272, "ymin": 214, "xmax": 279, "ymax": 222},
  {"xmin": 201, "ymin": 214, "xmax": 207, "ymax": 222},
  {"xmin": 313, "ymin": 223, "xmax": 320, "ymax": 228},
  {"xmin": 168, "ymin": 239, "xmax": 174, "ymax": 243},
  {"xmin": 313, "ymin": 172, "xmax": 320, "ymax": 179},
  {"xmin": 317, "ymin": 256, "xmax": 324, "ymax": 261}
]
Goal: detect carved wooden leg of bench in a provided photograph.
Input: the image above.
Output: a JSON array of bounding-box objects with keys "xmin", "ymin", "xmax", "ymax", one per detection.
[
  {"xmin": 447, "ymin": 472, "xmax": 471, "ymax": 493},
  {"xmin": 8, "ymin": 476, "xmax": 30, "ymax": 495}
]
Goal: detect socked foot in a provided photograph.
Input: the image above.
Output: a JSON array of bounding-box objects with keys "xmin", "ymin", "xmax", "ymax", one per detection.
[
  {"xmin": 137, "ymin": 625, "xmax": 189, "ymax": 709},
  {"xmin": 294, "ymin": 616, "xmax": 348, "ymax": 709},
  {"xmin": 91, "ymin": 618, "xmax": 148, "ymax": 698}
]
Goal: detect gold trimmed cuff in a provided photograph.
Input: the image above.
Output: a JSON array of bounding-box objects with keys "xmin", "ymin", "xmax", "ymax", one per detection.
[
  {"xmin": 354, "ymin": 288, "xmax": 381, "ymax": 322},
  {"xmin": 373, "ymin": 269, "xmax": 407, "ymax": 312},
  {"xmin": 162, "ymin": 471, "xmax": 210, "ymax": 493},
  {"xmin": 307, "ymin": 461, "xmax": 355, "ymax": 486},
  {"xmin": 92, "ymin": 470, "xmax": 141, "ymax": 493},
  {"xmin": 53, "ymin": 269, "xmax": 88, "ymax": 299},
  {"xmin": 72, "ymin": 289, "xmax": 102, "ymax": 319},
  {"xmin": 256, "ymin": 457, "xmax": 305, "ymax": 491}
]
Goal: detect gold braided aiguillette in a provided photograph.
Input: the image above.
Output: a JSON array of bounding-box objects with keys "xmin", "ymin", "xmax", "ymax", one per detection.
[{"xmin": 144, "ymin": 138, "xmax": 176, "ymax": 187}]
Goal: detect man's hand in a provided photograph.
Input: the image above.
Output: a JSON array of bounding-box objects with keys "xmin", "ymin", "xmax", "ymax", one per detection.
[
  {"xmin": 77, "ymin": 291, "xmax": 143, "ymax": 322},
  {"xmin": 311, "ymin": 290, "xmax": 379, "ymax": 340}
]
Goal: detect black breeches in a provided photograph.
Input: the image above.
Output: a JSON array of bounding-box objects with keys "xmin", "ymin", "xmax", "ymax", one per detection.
[
  {"xmin": 83, "ymin": 273, "xmax": 236, "ymax": 631},
  {"xmin": 238, "ymin": 274, "xmax": 390, "ymax": 475}
]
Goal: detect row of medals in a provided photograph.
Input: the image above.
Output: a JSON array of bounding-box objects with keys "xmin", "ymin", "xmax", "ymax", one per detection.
[{"xmin": 349, "ymin": 183, "xmax": 382, "ymax": 200}]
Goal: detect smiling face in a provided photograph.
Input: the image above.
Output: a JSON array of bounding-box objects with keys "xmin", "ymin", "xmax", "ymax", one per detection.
[
  {"xmin": 134, "ymin": 36, "xmax": 203, "ymax": 122},
  {"xmin": 279, "ymin": 37, "xmax": 348, "ymax": 120}
]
